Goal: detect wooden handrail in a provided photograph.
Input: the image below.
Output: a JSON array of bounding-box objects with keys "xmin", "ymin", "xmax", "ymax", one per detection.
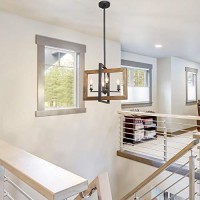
[
  {"xmin": 193, "ymin": 134, "xmax": 200, "ymax": 139},
  {"xmin": 0, "ymin": 140, "xmax": 88, "ymax": 200},
  {"xmin": 118, "ymin": 110, "xmax": 200, "ymax": 121},
  {"xmin": 121, "ymin": 139, "xmax": 199, "ymax": 200}
]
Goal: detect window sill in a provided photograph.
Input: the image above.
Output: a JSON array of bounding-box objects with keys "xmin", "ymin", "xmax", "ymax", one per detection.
[
  {"xmin": 121, "ymin": 102, "xmax": 152, "ymax": 109},
  {"xmin": 186, "ymin": 101, "xmax": 197, "ymax": 106},
  {"xmin": 35, "ymin": 108, "xmax": 86, "ymax": 117}
]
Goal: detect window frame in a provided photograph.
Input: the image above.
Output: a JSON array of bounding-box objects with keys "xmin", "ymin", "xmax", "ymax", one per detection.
[
  {"xmin": 185, "ymin": 67, "xmax": 198, "ymax": 105},
  {"xmin": 121, "ymin": 59, "xmax": 153, "ymax": 108},
  {"xmin": 35, "ymin": 35, "xmax": 86, "ymax": 117}
]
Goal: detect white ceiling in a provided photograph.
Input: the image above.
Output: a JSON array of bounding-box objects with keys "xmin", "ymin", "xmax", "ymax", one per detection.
[{"xmin": 1, "ymin": 0, "xmax": 200, "ymax": 62}]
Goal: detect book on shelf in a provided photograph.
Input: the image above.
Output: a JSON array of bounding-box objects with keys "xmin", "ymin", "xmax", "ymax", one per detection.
[
  {"xmin": 144, "ymin": 130, "xmax": 156, "ymax": 139},
  {"xmin": 134, "ymin": 130, "xmax": 145, "ymax": 142}
]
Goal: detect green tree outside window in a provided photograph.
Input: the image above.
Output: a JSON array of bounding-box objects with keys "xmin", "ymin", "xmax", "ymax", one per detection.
[{"xmin": 44, "ymin": 51, "xmax": 76, "ymax": 108}]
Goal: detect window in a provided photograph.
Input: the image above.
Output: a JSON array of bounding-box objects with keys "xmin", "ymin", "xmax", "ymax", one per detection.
[
  {"xmin": 186, "ymin": 67, "xmax": 198, "ymax": 104},
  {"xmin": 35, "ymin": 35, "xmax": 86, "ymax": 117},
  {"xmin": 121, "ymin": 60, "xmax": 152, "ymax": 107}
]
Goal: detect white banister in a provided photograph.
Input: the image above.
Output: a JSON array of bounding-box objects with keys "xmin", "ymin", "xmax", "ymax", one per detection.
[
  {"xmin": 118, "ymin": 110, "xmax": 200, "ymax": 120},
  {"xmin": 163, "ymin": 120, "xmax": 168, "ymax": 162},
  {"xmin": 0, "ymin": 166, "xmax": 4, "ymax": 200},
  {"xmin": 0, "ymin": 140, "xmax": 88, "ymax": 200},
  {"xmin": 189, "ymin": 153, "xmax": 196, "ymax": 200}
]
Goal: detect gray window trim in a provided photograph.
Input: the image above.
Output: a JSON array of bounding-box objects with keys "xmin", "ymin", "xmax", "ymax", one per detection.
[
  {"xmin": 121, "ymin": 59, "xmax": 153, "ymax": 108},
  {"xmin": 35, "ymin": 35, "xmax": 86, "ymax": 117},
  {"xmin": 121, "ymin": 59, "xmax": 153, "ymax": 70},
  {"xmin": 185, "ymin": 67, "xmax": 198, "ymax": 105},
  {"xmin": 121, "ymin": 102, "xmax": 152, "ymax": 109},
  {"xmin": 36, "ymin": 108, "xmax": 86, "ymax": 117},
  {"xmin": 36, "ymin": 35, "xmax": 86, "ymax": 53},
  {"xmin": 185, "ymin": 67, "xmax": 198, "ymax": 73}
]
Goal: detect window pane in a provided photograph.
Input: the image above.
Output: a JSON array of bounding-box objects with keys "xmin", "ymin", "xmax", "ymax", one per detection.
[
  {"xmin": 44, "ymin": 49, "xmax": 76, "ymax": 109},
  {"xmin": 123, "ymin": 67, "xmax": 151, "ymax": 104},
  {"xmin": 45, "ymin": 46, "xmax": 75, "ymax": 67},
  {"xmin": 133, "ymin": 69, "xmax": 145, "ymax": 87},
  {"xmin": 187, "ymin": 72, "xmax": 197, "ymax": 102},
  {"xmin": 45, "ymin": 47, "xmax": 60, "ymax": 66},
  {"xmin": 60, "ymin": 52, "xmax": 75, "ymax": 67},
  {"xmin": 127, "ymin": 87, "xmax": 150, "ymax": 103}
]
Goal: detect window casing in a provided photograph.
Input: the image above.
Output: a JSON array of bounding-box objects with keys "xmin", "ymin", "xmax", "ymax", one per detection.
[
  {"xmin": 186, "ymin": 67, "xmax": 198, "ymax": 105},
  {"xmin": 121, "ymin": 60, "xmax": 152, "ymax": 108},
  {"xmin": 35, "ymin": 35, "xmax": 86, "ymax": 117}
]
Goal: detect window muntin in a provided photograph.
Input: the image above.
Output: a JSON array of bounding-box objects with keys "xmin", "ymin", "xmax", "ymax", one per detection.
[
  {"xmin": 186, "ymin": 67, "xmax": 198, "ymax": 104},
  {"xmin": 121, "ymin": 59, "xmax": 152, "ymax": 106},
  {"xmin": 35, "ymin": 35, "xmax": 86, "ymax": 117}
]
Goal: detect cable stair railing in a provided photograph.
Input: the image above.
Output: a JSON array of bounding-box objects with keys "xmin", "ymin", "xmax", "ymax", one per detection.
[
  {"xmin": 120, "ymin": 134, "xmax": 200, "ymax": 200},
  {"xmin": 0, "ymin": 140, "xmax": 112, "ymax": 200}
]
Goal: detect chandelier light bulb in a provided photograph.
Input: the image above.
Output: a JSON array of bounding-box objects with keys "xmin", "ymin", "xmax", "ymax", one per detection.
[
  {"xmin": 105, "ymin": 76, "xmax": 109, "ymax": 83},
  {"xmin": 90, "ymin": 79, "xmax": 93, "ymax": 85}
]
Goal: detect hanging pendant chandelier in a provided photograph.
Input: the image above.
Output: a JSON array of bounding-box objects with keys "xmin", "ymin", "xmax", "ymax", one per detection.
[{"xmin": 83, "ymin": 1, "xmax": 127, "ymax": 104}]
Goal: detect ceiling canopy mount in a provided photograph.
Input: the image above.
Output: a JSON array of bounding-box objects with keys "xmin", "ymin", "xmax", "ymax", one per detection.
[{"xmin": 98, "ymin": 1, "xmax": 110, "ymax": 9}]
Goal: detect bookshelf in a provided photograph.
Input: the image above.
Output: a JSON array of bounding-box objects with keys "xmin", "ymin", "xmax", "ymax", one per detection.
[{"xmin": 123, "ymin": 115, "xmax": 157, "ymax": 144}]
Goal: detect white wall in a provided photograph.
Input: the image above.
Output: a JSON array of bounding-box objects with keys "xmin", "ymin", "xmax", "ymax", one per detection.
[
  {"xmin": 0, "ymin": 11, "xmax": 166, "ymax": 200},
  {"xmin": 0, "ymin": 11, "xmax": 123, "ymax": 199},
  {"xmin": 157, "ymin": 58, "xmax": 172, "ymax": 114},
  {"xmin": 171, "ymin": 57, "xmax": 200, "ymax": 116},
  {"xmin": 157, "ymin": 57, "xmax": 200, "ymax": 116},
  {"xmin": 0, "ymin": 10, "xmax": 194, "ymax": 200},
  {"xmin": 121, "ymin": 51, "xmax": 158, "ymax": 112}
]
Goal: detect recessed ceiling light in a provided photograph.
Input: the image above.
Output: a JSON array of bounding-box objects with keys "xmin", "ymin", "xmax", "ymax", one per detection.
[{"xmin": 155, "ymin": 44, "xmax": 163, "ymax": 48}]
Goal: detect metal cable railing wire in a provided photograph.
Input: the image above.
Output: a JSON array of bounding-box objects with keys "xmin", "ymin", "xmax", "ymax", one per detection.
[
  {"xmin": 139, "ymin": 161, "xmax": 189, "ymax": 199},
  {"xmin": 4, "ymin": 176, "xmax": 34, "ymax": 200},
  {"xmin": 167, "ymin": 180, "xmax": 198, "ymax": 200},
  {"xmin": 4, "ymin": 190, "xmax": 15, "ymax": 200},
  {"xmin": 151, "ymin": 170, "xmax": 193, "ymax": 200},
  {"xmin": 119, "ymin": 112, "xmax": 200, "ymax": 200}
]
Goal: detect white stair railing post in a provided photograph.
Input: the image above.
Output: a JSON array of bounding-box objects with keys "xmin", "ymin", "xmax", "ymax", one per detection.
[
  {"xmin": 134, "ymin": 193, "xmax": 139, "ymax": 200},
  {"xmin": 198, "ymin": 146, "xmax": 200, "ymax": 199},
  {"xmin": 163, "ymin": 120, "xmax": 168, "ymax": 162},
  {"xmin": 0, "ymin": 166, "xmax": 5, "ymax": 200},
  {"xmin": 119, "ymin": 115, "xmax": 124, "ymax": 151},
  {"xmin": 189, "ymin": 151, "xmax": 195, "ymax": 200}
]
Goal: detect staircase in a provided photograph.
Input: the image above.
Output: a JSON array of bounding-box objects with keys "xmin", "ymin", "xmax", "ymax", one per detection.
[
  {"xmin": 0, "ymin": 140, "xmax": 112, "ymax": 200},
  {"xmin": 0, "ymin": 140, "xmax": 88, "ymax": 200},
  {"xmin": 1, "ymin": 111, "xmax": 200, "ymax": 200},
  {"xmin": 118, "ymin": 111, "xmax": 200, "ymax": 200}
]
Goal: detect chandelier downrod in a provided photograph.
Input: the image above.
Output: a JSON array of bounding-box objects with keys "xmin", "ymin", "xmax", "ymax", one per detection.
[{"xmin": 99, "ymin": 1, "xmax": 110, "ymax": 67}]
